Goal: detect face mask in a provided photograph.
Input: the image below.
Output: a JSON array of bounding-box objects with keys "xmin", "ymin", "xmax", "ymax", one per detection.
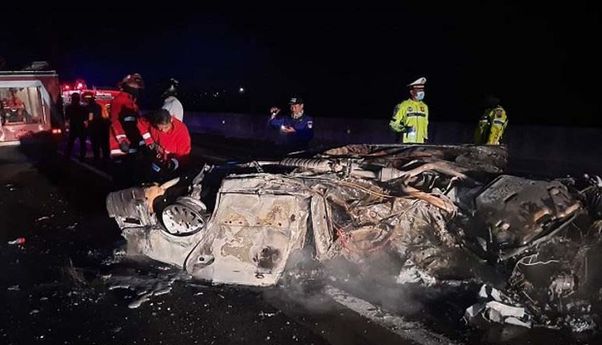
[
  {"xmin": 415, "ymin": 91, "xmax": 425, "ymax": 101},
  {"xmin": 123, "ymin": 84, "xmax": 141, "ymax": 99}
]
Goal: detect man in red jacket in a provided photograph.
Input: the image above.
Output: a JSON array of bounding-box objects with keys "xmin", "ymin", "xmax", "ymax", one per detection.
[
  {"xmin": 109, "ymin": 73, "xmax": 155, "ymax": 188},
  {"xmin": 146, "ymin": 109, "xmax": 191, "ymax": 178},
  {"xmin": 109, "ymin": 73, "xmax": 154, "ymax": 158}
]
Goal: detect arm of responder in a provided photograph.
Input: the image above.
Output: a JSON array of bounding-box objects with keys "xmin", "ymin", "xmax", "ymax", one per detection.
[
  {"xmin": 268, "ymin": 107, "xmax": 285, "ymax": 128},
  {"xmin": 424, "ymin": 104, "xmax": 429, "ymax": 141},
  {"xmin": 109, "ymin": 95, "xmax": 127, "ymax": 143},
  {"xmin": 136, "ymin": 116, "xmax": 155, "ymax": 147},
  {"xmin": 389, "ymin": 102, "xmax": 407, "ymax": 133}
]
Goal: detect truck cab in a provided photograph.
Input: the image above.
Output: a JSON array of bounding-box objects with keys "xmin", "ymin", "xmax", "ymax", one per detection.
[{"xmin": 0, "ymin": 70, "xmax": 62, "ymax": 145}]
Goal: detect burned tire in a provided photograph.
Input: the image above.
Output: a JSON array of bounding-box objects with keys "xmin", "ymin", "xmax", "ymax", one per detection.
[{"xmin": 161, "ymin": 196, "xmax": 208, "ymax": 236}]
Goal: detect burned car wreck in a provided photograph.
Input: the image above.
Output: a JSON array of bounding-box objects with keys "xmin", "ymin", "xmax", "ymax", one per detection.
[{"xmin": 106, "ymin": 144, "xmax": 602, "ymax": 337}]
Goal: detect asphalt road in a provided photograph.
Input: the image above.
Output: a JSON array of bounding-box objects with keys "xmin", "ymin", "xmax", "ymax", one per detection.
[
  {"xmin": 0, "ymin": 140, "xmax": 413, "ymax": 345},
  {"xmin": 1, "ymin": 135, "xmax": 598, "ymax": 345}
]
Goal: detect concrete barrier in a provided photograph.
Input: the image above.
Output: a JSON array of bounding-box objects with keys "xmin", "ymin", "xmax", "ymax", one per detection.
[{"xmin": 185, "ymin": 112, "xmax": 602, "ymax": 175}]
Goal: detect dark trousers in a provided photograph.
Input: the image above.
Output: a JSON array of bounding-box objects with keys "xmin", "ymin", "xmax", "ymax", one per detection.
[
  {"xmin": 66, "ymin": 128, "xmax": 87, "ymax": 160},
  {"xmin": 111, "ymin": 152, "xmax": 151, "ymax": 190},
  {"xmin": 90, "ymin": 122, "xmax": 110, "ymax": 160}
]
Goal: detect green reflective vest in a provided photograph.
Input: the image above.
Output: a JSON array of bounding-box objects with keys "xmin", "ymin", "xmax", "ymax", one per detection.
[
  {"xmin": 474, "ymin": 106, "xmax": 508, "ymax": 145},
  {"xmin": 389, "ymin": 99, "xmax": 429, "ymax": 143}
]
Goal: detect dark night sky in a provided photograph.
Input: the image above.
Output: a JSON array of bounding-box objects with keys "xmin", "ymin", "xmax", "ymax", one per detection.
[{"xmin": 1, "ymin": 3, "xmax": 601, "ymax": 126}]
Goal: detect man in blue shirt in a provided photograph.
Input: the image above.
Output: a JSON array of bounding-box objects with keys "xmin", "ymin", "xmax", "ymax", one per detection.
[{"xmin": 268, "ymin": 97, "xmax": 314, "ymax": 153}]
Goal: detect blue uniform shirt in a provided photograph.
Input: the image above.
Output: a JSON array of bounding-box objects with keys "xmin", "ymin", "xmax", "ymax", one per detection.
[{"xmin": 268, "ymin": 113, "xmax": 314, "ymax": 151}]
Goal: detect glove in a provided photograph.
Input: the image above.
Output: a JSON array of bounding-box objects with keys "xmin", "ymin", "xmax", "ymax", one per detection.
[
  {"xmin": 119, "ymin": 140, "xmax": 130, "ymax": 153},
  {"xmin": 147, "ymin": 142, "xmax": 165, "ymax": 156},
  {"xmin": 151, "ymin": 157, "xmax": 179, "ymax": 174}
]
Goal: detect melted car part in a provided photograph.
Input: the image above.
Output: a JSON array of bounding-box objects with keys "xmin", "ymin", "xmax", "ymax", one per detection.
[
  {"xmin": 106, "ymin": 187, "xmax": 156, "ymax": 228},
  {"xmin": 473, "ymin": 175, "xmax": 582, "ymax": 258},
  {"xmin": 185, "ymin": 174, "xmax": 313, "ymax": 286},
  {"xmin": 107, "ymin": 144, "xmax": 602, "ymax": 337}
]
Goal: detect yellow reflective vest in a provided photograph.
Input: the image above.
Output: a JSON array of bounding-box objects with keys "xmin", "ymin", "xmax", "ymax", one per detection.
[
  {"xmin": 389, "ymin": 99, "xmax": 429, "ymax": 143},
  {"xmin": 474, "ymin": 106, "xmax": 508, "ymax": 145}
]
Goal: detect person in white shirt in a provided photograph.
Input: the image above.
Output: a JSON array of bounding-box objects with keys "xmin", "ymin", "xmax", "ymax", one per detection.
[{"xmin": 161, "ymin": 78, "xmax": 184, "ymax": 122}]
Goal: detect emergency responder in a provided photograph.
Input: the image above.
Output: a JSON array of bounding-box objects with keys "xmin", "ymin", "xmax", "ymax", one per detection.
[
  {"xmin": 474, "ymin": 96, "xmax": 508, "ymax": 145},
  {"xmin": 145, "ymin": 109, "xmax": 191, "ymax": 181},
  {"xmin": 161, "ymin": 78, "xmax": 184, "ymax": 122},
  {"xmin": 0, "ymin": 99, "xmax": 7, "ymax": 126},
  {"xmin": 65, "ymin": 92, "xmax": 88, "ymax": 161},
  {"xmin": 109, "ymin": 73, "xmax": 153, "ymax": 158},
  {"xmin": 4, "ymin": 88, "xmax": 27, "ymax": 123},
  {"xmin": 109, "ymin": 73, "xmax": 154, "ymax": 188},
  {"xmin": 53, "ymin": 92, "xmax": 65, "ymax": 132},
  {"xmin": 0, "ymin": 100, "xmax": 5, "ymax": 141},
  {"xmin": 389, "ymin": 77, "xmax": 429, "ymax": 144},
  {"xmin": 268, "ymin": 96, "xmax": 314, "ymax": 153},
  {"xmin": 83, "ymin": 91, "xmax": 109, "ymax": 161}
]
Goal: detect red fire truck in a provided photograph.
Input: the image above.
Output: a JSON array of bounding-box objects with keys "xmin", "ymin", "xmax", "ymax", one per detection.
[
  {"xmin": 60, "ymin": 79, "xmax": 120, "ymax": 119},
  {"xmin": 0, "ymin": 70, "xmax": 62, "ymax": 144}
]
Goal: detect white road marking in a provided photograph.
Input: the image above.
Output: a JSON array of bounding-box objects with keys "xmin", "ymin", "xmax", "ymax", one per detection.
[
  {"xmin": 324, "ymin": 285, "xmax": 460, "ymax": 345},
  {"xmin": 75, "ymin": 160, "xmax": 112, "ymax": 181},
  {"xmin": 57, "ymin": 150, "xmax": 113, "ymax": 181}
]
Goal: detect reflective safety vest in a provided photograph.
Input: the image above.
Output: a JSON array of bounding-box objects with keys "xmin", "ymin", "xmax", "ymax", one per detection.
[
  {"xmin": 389, "ymin": 99, "xmax": 429, "ymax": 143},
  {"xmin": 474, "ymin": 106, "xmax": 508, "ymax": 145}
]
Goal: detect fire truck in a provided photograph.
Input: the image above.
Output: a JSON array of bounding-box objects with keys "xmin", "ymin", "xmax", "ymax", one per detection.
[
  {"xmin": 0, "ymin": 69, "xmax": 62, "ymax": 145},
  {"xmin": 60, "ymin": 79, "xmax": 120, "ymax": 119}
]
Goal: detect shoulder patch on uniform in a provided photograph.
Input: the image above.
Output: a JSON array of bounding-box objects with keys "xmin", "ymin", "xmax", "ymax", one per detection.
[
  {"xmin": 408, "ymin": 107, "xmax": 413, "ymax": 112},
  {"xmin": 307, "ymin": 121, "xmax": 313, "ymax": 129},
  {"xmin": 495, "ymin": 109, "xmax": 503, "ymax": 116}
]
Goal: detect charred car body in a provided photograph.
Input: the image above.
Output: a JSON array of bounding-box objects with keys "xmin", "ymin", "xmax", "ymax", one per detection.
[{"xmin": 107, "ymin": 144, "xmax": 602, "ymax": 337}]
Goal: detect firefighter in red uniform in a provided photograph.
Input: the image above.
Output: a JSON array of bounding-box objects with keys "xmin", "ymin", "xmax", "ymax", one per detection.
[
  {"xmin": 109, "ymin": 73, "xmax": 155, "ymax": 188},
  {"xmin": 109, "ymin": 73, "xmax": 154, "ymax": 157},
  {"xmin": 145, "ymin": 109, "xmax": 191, "ymax": 181}
]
